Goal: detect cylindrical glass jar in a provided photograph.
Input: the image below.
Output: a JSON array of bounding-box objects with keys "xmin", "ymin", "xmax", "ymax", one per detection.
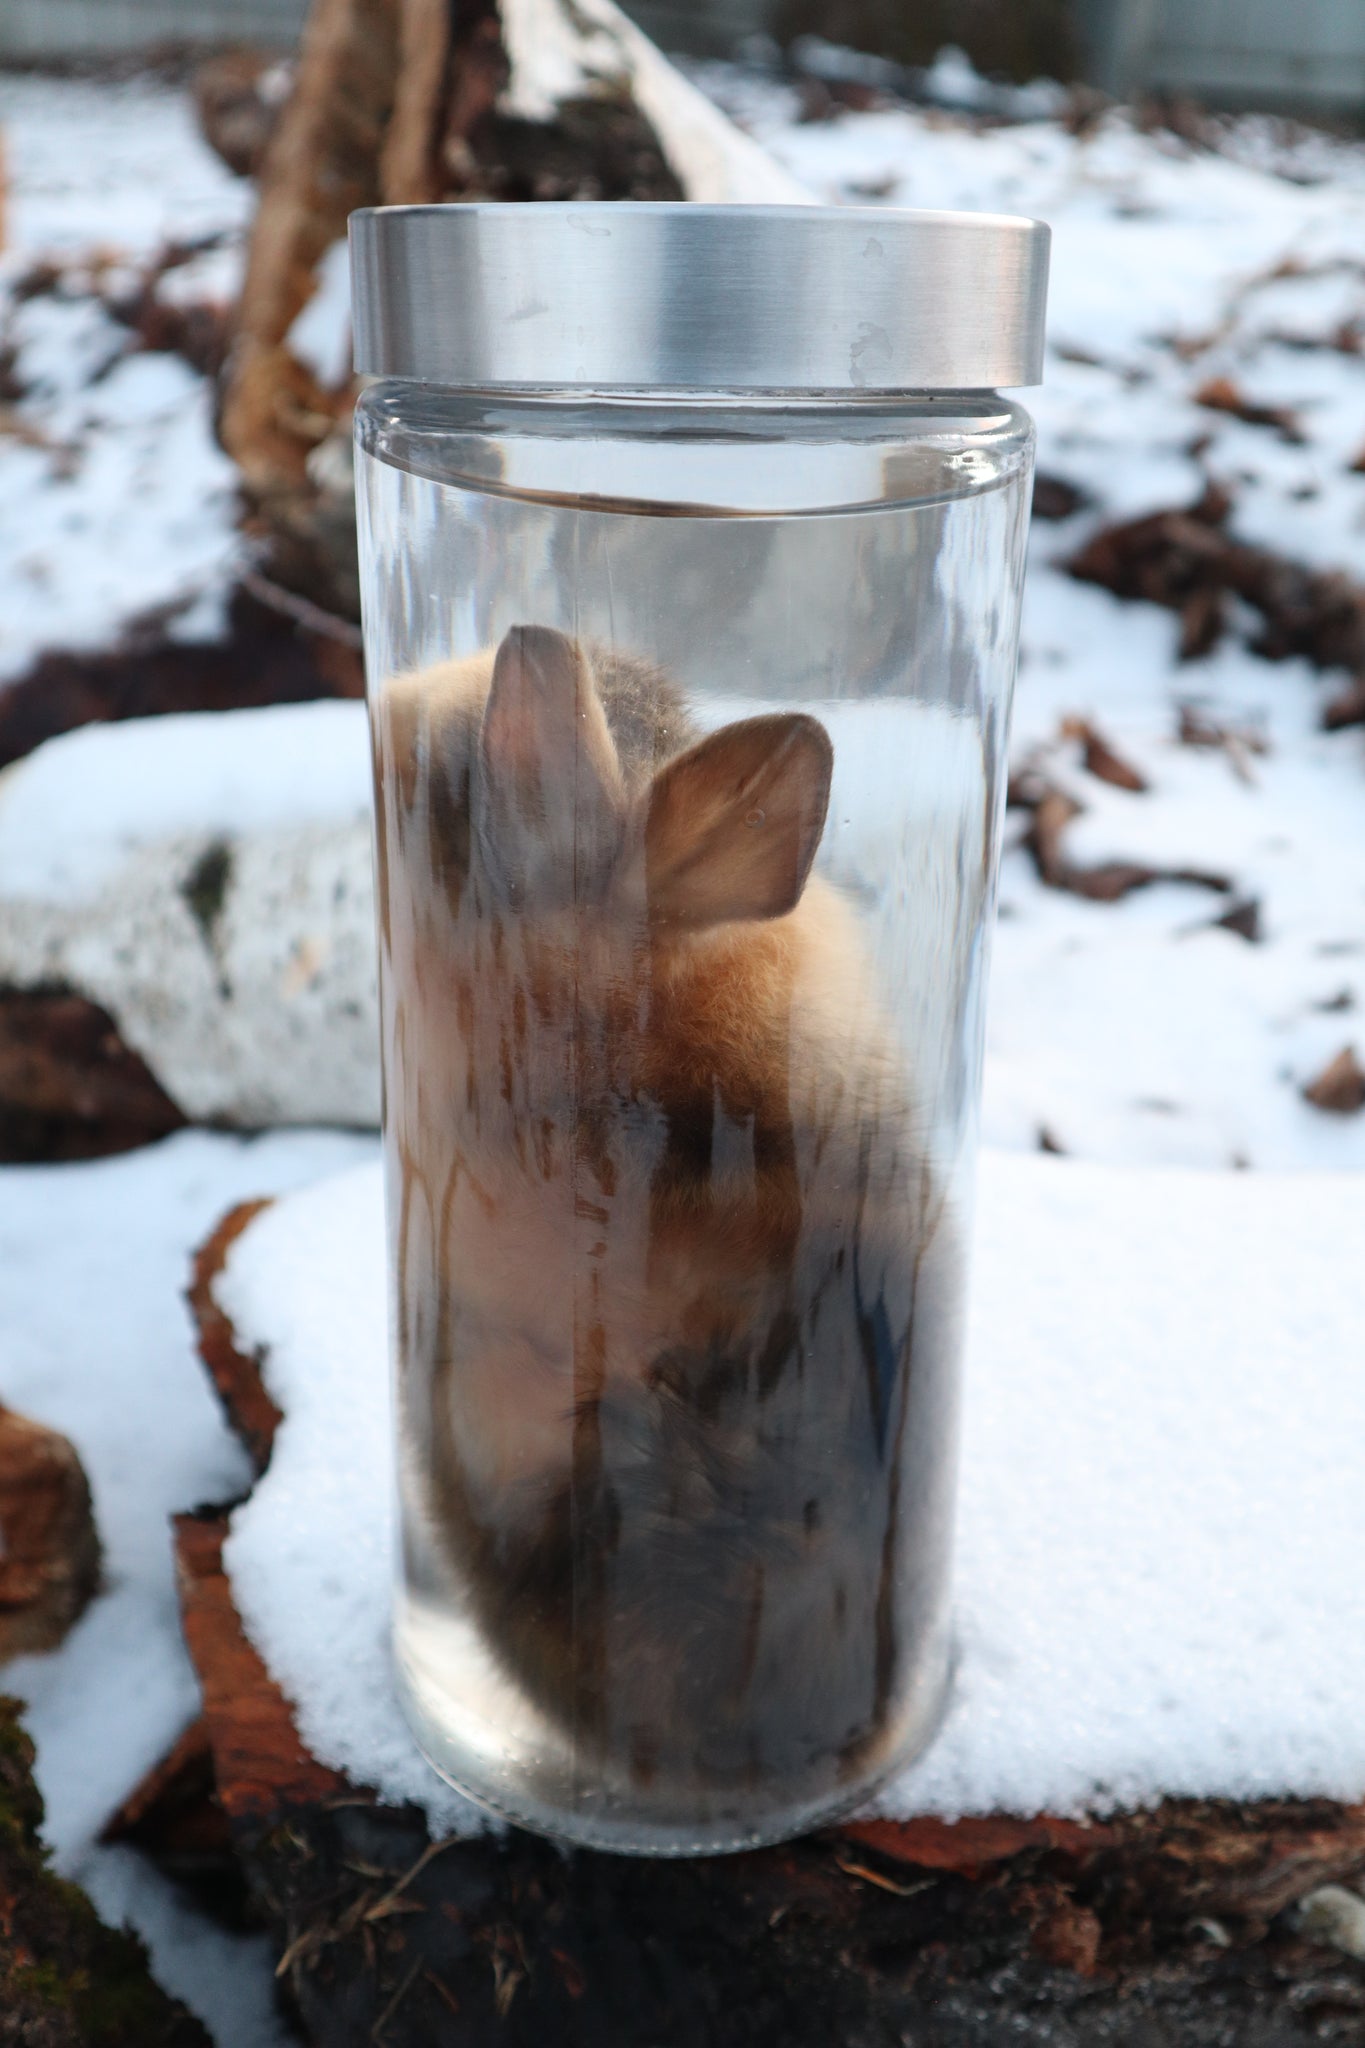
[{"xmin": 351, "ymin": 203, "xmax": 1048, "ymax": 1854}]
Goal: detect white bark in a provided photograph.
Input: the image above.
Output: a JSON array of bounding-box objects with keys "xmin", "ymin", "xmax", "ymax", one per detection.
[
  {"xmin": 0, "ymin": 706, "xmax": 380, "ymax": 1129},
  {"xmin": 499, "ymin": 0, "xmax": 815, "ymax": 203}
]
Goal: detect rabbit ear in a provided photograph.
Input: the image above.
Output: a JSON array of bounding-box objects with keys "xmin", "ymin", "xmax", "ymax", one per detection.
[
  {"xmin": 476, "ymin": 626, "xmax": 626, "ymax": 908},
  {"xmin": 644, "ymin": 713, "xmax": 833, "ymax": 931}
]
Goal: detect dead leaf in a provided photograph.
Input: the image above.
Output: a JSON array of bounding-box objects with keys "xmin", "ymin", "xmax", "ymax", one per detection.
[
  {"xmin": 1212, "ymin": 898, "xmax": 1262, "ymax": 943},
  {"xmin": 1194, "ymin": 375, "xmax": 1306, "ymax": 445},
  {"xmin": 1176, "ymin": 704, "xmax": 1267, "ymax": 784},
  {"xmin": 1060, "ymin": 715, "xmax": 1150, "ymax": 792},
  {"xmin": 1069, "ymin": 487, "xmax": 1365, "ymax": 709},
  {"xmin": 1323, "ymin": 678, "xmax": 1365, "ymax": 730},
  {"xmin": 1025, "ymin": 787, "xmax": 1230, "ymax": 901},
  {"xmin": 1032, "ymin": 473, "xmax": 1092, "ymax": 522},
  {"xmin": 1302, "ymin": 1046, "xmax": 1365, "ymax": 1114},
  {"xmin": 834, "ymin": 1855, "xmax": 937, "ymax": 1897}
]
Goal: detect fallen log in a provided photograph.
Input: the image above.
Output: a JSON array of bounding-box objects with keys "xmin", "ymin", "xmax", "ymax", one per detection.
[{"xmin": 135, "ymin": 1196, "xmax": 1365, "ymax": 2045}]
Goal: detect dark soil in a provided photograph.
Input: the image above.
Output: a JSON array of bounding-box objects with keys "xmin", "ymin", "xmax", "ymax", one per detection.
[{"xmin": 0, "ymin": 582, "xmax": 363, "ymax": 774}]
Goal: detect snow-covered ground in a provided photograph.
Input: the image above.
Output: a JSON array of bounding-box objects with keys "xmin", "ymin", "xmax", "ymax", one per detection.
[
  {"xmin": 2, "ymin": 51, "xmax": 1365, "ymax": 2048},
  {"xmin": 690, "ymin": 59, "xmax": 1365, "ymax": 1173},
  {"xmin": 218, "ymin": 1147, "xmax": 1365, "ymax": 1830},
  {"xmin": 4, "ymin": 68, "xmax": 1365, "ymax": 1168},
  {"xmin": 0, "ymin": 76, "xmax": 250, "ymax": 681},
  {"xmin": 1, "ymin": 1130, "xmax": 376, "ymax": 2048}
]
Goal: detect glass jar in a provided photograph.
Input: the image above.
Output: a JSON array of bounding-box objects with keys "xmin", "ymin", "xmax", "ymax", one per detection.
[{"xmin": 350, "ymin": 203, "xmax": 1048, "ymax": 1854}]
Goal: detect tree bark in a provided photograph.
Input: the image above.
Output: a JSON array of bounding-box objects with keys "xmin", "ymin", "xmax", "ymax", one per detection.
[{"xmin": 0, "ymin": 1404, "xmax": 101, "ymax": 1660}]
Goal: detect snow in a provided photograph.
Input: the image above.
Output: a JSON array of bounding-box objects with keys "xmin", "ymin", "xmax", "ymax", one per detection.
[
  {"xmin": 0, "ymin": 705, "xmax": 380, "ymax": 1127},
  {"xmin": 217, "ymin": 1146, "xmax": 1365, "ymax": 1828},
  {"xmin": 1, "ymin": 44, "xmax": 1365, "ymax": 2040},
  {"xmin": 0, "ymin": 75, "xmax": 250, "ymax": 682},
  {"xmin": 690, "ymin": 61, "xmax": 1365, "ymax": 1172},
  {"xmin": 285, "ymin": 236, "xmax": 353, "ymax": 391},
  {"xmin": 0, "ymin": 1128, "xmax": 377, "ymax": 2047},
  {"xmin": 0, "ymin": 701, "xmax": 371, "ymax": 902},
  {"xmin": 6, "ymin": 66, "xmax": 1364, "ymax": 1164}
]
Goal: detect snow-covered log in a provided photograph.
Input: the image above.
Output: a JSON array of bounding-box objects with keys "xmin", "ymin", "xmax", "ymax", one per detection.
[
  {"xmin": 122, "ymin": 1158, "xmax": 1365, "ymax": 2040},
  {"xmin": 0, "ymin": 705, "xmax": 378, "ymax": 1129}
]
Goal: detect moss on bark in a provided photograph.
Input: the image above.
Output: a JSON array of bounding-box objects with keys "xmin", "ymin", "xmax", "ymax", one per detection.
[{"xmin": 0, "ymin": 1696, "xmax": 211, "ymax": 2047}]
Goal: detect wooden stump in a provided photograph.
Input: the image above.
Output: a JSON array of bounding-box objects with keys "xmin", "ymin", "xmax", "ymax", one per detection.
[{"xmin": 116, "ymin": 1200, "xmax": 1365, "ymax": 2040}]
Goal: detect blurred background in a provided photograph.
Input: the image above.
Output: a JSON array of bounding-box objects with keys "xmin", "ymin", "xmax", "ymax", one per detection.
[
  {"xmin": 6, "ymin": 0, "xmax": 1365, "ymax": 116},
  {"xmin": 1, "ymin": 4, "xmax": 1364, "ymax": 2045}
]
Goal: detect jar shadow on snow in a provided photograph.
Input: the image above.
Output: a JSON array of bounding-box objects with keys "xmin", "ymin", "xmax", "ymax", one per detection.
[{"xmin": 357, "ymin": 385, "xmax": 1034, "ymax": 1853}]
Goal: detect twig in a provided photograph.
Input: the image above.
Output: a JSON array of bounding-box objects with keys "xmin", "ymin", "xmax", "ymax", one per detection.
[
  {"xmin": 834, "ymin": 1855, "xmax": 938, "ymax": 1898},
  {"xmin": 237, "ymin": 567, "xmax": 364, "ymax": 648},
  {"xmin": 363, "ymin": 1834, "xmax": 458, "ymax": 1922},
  {"xmin": 371, "ymin": 1953, "xmax": 423, "ymax": 2044}
]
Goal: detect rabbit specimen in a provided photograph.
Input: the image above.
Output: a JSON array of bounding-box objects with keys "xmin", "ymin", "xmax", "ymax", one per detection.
[{"xmin": 372, "ymin": 625, "xmax": 956, "ymax": 1794}]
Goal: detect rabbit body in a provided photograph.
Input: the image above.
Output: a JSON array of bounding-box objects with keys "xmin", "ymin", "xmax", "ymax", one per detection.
[{"xmin": 373, "ymin": 627, "xmax": 948, "ymax": 1792}]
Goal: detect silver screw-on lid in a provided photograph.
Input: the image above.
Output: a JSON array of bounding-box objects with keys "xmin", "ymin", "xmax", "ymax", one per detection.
[{"xmin": 349, "ymin": 203, "xmax": 1050, "ymax": 392}]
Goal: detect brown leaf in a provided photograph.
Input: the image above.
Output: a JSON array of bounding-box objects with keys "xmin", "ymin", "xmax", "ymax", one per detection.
[
  {"xmin": 1023, "ymin": 786, "xmax": 1230, "ymax": 902},
  {"xmin": 1176, "ymin": 704, "xmax": 1268, "ymax": 782},
  {"xmin": 1069, "ymin": 486, "xmax": 1365, "ymax": 687},
  {"xmin": 1032, "ymin": 473, "xmax": 1092, "ymax": 522},
  {"xmin": 1194, "ymin": 376, "xmax": 1306, "ymax": 445},
  {"xmin": 1061, "ymin": 716, "xmax": 1150, "ymax": 792},
  {"xmin": 1212, "ymin": 898, "xmax": 1263, "ymax": 944},
  {"xmin": 1029, "ymin": 788, "xmax": 1084, "ymax": 886},
  {"xmin": 1303, "ymin": 1046, "xmax": 1365, "ymax": 1114},
  {"xmin": 1323, "ymin": 678, "xmax": 1365, "ymax": 731}
]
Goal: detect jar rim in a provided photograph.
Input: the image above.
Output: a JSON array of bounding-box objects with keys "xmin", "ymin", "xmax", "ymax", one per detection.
[{"xmin": 349, "ymin": 202, "xmax": 1050, "ymax": 395}]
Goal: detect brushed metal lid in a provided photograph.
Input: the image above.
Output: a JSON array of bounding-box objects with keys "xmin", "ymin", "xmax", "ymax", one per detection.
[{"xmin": 349, "ymin": 203, "xmax": 1050, "ymax": 392}]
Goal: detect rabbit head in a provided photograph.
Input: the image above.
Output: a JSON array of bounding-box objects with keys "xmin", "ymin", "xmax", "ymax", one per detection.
[{"xmin": 472, "ymin": 622, "xmax": 833, "ymax": 939}]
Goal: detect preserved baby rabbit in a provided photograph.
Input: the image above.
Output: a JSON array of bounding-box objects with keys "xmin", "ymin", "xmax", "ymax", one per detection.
[
  {"xmin": 352, "ymin": 200, "xmax": 1048, "ymax": 1851},
  {"xmin": 374, "ymin": 621, "xmax": 956, "ymax": 1821}
]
